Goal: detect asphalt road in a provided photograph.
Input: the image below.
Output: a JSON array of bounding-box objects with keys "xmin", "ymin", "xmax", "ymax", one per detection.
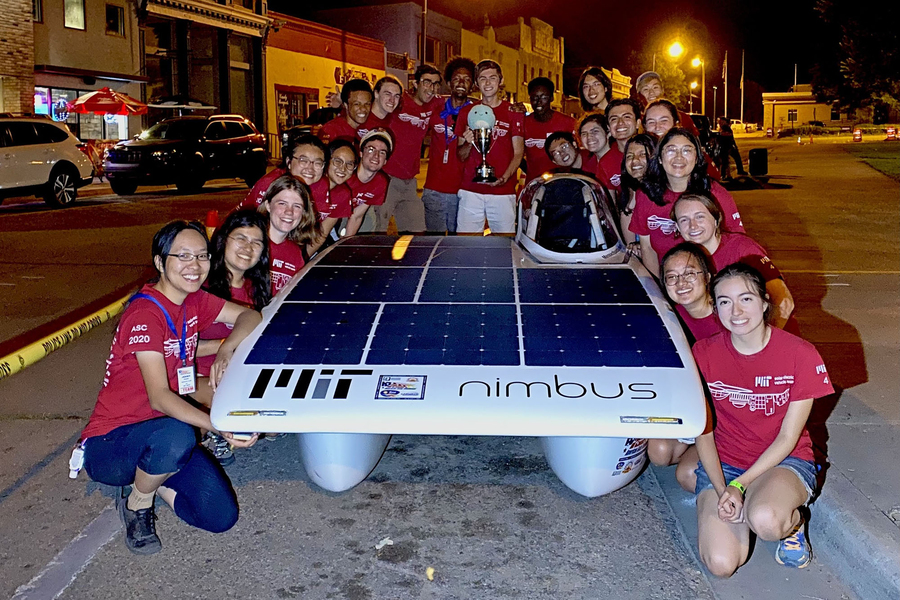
[{"xmin": 1, "ymin": 139, "xmax": 895, "ymax": 599}]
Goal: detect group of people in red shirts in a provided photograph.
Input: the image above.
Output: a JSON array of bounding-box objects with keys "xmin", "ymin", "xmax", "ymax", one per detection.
[{"xmin": 76, "ymin": 58, "xmax": 833, "ymax": 579}]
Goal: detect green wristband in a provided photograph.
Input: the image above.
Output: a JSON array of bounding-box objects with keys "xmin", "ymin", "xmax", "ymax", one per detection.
[{"xmin": 728, "ymin": 480, "xmax": 746, "ymax": 496}]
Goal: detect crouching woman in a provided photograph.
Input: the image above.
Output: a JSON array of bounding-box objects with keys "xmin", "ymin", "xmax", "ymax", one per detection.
[
  {"xmin": 692, "ymin": 263, "xmax": 833, "ymax": 576},
  {"xmin": 79, "ymin": 220, "xmax": 261, "ymax": 555}
]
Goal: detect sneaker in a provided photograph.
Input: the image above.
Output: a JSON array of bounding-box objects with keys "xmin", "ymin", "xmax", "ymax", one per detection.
[
  {"xmin": 202, "ymin": 431, "xmax": 235, "ymax": 466},
  {"xmin": 264, "ymin": 432, "xmax": 287, "ymax": 441},
  {"xmin": 775, "ymin": 514, "xmax": 812, "ymax": 568},
  {"xmin": 116, "ymin": 487, "xmax": 162, "ymax": 555}
]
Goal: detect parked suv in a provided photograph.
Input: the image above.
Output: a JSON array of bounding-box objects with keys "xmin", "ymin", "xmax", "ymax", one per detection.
[
  {"xmin": 104, "ymin": 114, "xmax": 267, "ymax": 195},
  {"xmin": 0, "ymin": 115, "xmax": 94, "ymax": 207}
]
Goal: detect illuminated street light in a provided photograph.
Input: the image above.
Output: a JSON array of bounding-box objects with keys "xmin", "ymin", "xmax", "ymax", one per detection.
[
  {"xmin": 690, "ymin": 81, "xmax": 698, "ymax": 89},
  {"xmin": 668, "ymin": 41, "xmax": 684, "ymax": 58},
  {"xmin": 691, "ymin": 56, "xmax": 706, "ymax": 116}
]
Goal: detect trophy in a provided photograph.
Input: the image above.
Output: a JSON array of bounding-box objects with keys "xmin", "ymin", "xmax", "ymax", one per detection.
[{"xmin": 467, "ymin": 105, "xmax": 497, "ymax": 183}]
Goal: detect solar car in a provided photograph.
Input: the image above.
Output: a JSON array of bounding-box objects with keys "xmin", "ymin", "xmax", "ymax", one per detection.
[{"xmin": 211, "ymin": 173, "xmax": 706, "ymax": 497}]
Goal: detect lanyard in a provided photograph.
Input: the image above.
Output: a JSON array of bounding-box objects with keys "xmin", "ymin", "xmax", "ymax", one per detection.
[{"xmin": 132, "ymin": 293, "xmax": 188, "ymax": 365}]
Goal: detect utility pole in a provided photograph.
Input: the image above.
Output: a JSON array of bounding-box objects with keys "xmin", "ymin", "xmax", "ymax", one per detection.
[
  {"xmin": 421, "ymin": 0, "xmax": 428, "ymax": 67},
  {"xmin": 740, "ymin": 50, "xmax": 745, "ymax": 123},
  {"xmin": 723, "ymin": 51, "xmax": 728, "ymax": 120}
]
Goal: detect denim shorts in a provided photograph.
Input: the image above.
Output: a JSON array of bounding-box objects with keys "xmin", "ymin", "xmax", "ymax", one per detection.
[{"xmin": 694, "ymin": 456, "xmax": 818, "ymax": 503}]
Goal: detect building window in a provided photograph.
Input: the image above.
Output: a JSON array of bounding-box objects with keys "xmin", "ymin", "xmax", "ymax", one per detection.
[
  {"xmin": 830, "ymin": 105, "xmax": 840, "ymax": 121},
  {"xmin": 446, "ymin": 42, "xmax": 455, "ymax": 61},
  {"xmin": 33, "ymin": 0, "xmax": 42, "ymax": 22},
  {"xmin": 787, "ymin": 109, "xmax": 798, "ymax": 123},
  {"xmin": 531, "ymin": 67, "xmax": 535, "ymax": 80},
  {"xmin": 523, "ymin": 64, "xmax": 527, "ymax": 82},
  {"xmin": 64, "ymin": 0, "xmax": 85, "ymax": 30},
  {"xmin": 106, "ymin": 5, "xmax": 124, "ymax": 36}
]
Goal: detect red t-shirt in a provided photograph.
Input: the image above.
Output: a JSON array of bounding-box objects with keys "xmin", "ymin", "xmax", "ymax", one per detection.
[
  {"xmin": 584, "ymin": 153, "xmax": 613, "ymax": 187},
  {"xmin": 319, "ymin": 117, "xmax": 361, "ymax": 145},
  {"xmin": 239, "ymin": 167, "xmax": 286, "ymax": 212},
  {"xmin": 712, "ymin": 232, "xmax": 782, "ymax": 281},
  {"xmin": 456, "ymin": 100, "xmax": 524, "ymax": 196},
  {"xmin": 314, "ymin": 180, "xmax": 353, "ymax": 220},
  {"xmin": 269, "ymin": 238, "xmax": 305, "ymax": 295},
  {"xmin": 384, "ymin": 94, "xmax": 441, "ymax": 180},
  {"xmin": 196, "ymin": 281, "xmax": 255, "ymax": 376},
  {"xmin": 598, "ymin": 145, "xmax": 624, "ymax": 191},
  {"xmin": 357, "ymin": 111, "xmax": 391, "ymax": 140},
  {"xmin": 82, "ymin": 285, "xmax": 226, "ymax": 439},
  {"xmin": 424, "ymin": 101, "xmax": 469, "ymax": 194},
  {"xmin": 678, "ymin": 110, "xmax": 701, "ymax": 138},
  {"xmin": 523, "ymin": 111, "xmax": 576, "ymax": 183},
  {"xmin": 346, "ymin": 171, "xmax": 389, "ymax": 208},
  {"xmin": 630, "ymin": 181, "xmax": 744, "ymax": 262},
  {"xmin": 675, "ymin": 304, "xmax": 727, "ymax": 343},
  {"xmin": 693, "ymin": 327, "xmax": 834, "ymax": 469}
]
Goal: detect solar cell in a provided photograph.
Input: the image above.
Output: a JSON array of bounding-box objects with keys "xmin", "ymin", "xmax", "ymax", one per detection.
[
  {"xmin": 418, "ymin": 268, "xmax": 515, "ymax": 303},
  {"xmin": 285, "ymin": 267, "xmax": 422, "ymax": 303},
  {"xmin": 316, "ymin": 246, "xmax": 433, "ymax": 267},
  {"xmin": 517, "ymin": 268, "xmax": 651, "ymax": 304},
  {"xmin": 429, "ymin": 247, "xmax": 513, "ymax": 268},
  {"xmin": 365, "ymin": 304, "xmax": 519, "ymax": 366}
]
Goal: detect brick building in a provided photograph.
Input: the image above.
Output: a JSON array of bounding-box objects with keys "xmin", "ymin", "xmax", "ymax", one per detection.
[{"xmin": 0, "ymin": 0, "xmax": 35, "ymax": 114}]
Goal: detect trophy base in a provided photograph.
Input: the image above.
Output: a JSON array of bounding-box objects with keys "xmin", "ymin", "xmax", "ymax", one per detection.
[{"xmin": 473, "ymin": 167, "xmax": 498, "ymax": 184}]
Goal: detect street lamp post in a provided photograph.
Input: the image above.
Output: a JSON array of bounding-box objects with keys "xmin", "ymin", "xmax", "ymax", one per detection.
[
  {"xmin": 712, "ymin": 86, "xmax": 718, "ymax": 125},
  {"xmin": 692, "ymin": 57, "xmax": 706, "ymax": 116},
  {"xmin": 689, "ymin": 81, "xmax": 698, "ymax": 113}
]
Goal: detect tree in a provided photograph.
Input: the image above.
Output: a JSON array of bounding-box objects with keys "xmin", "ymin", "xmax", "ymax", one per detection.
[
  {"xmin": 626, "ymin": 51, "xmax": 688, "ymax": 111},
  {"xmin": 812, "ymin": 0, "xmax": 900, "ymax": 111}
]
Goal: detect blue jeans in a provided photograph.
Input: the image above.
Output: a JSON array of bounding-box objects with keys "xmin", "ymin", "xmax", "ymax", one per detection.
[
  {"xmin": 422, "ymin": 188, "xmax": 460, "ymax": 234},
  {"xmin": 84, "ymin": 417, "xmax": 238, "ymax": 533},
  {"xmin": 695, "ymin": 456, "xmax": 818, "ymax": 503}
]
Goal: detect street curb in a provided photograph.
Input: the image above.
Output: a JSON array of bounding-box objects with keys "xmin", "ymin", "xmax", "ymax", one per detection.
[
  {"xmin": 0, "ymin": 270, "xmax": 153, "ymax": 381},
  {"xmin": 811, "ymin": 470, "xmax": 900, "ymax": 599}
]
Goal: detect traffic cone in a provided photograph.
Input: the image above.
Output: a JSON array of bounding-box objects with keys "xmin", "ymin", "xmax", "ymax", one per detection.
[{"xmin": 205, "ymin": 210, "xmax": 219, "ymax": 239}]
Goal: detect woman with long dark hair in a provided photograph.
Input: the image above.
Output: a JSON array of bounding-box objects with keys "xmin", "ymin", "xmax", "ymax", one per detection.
[
  {"xmin": 618, "ymin": 133, "xmax": 656, "ymax": 247},
  {"xmin": 195, "ymin": 209, "xmax": 271, "ymax": 463},
  {"xmin": 630, "ymin": 128, "xmax": 744, "ymax": 277}
]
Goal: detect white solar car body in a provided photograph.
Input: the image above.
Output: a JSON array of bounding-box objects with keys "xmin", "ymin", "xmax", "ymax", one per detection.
[{"xmin": 212, "ymin": 174, "xmax": 707, "ymax": 497}]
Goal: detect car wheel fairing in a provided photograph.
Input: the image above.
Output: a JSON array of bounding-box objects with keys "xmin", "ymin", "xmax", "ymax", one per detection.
[
  {"xmin": 541, "ymin": 436, "xmax": 647, "ymax": 497},
  {"xmin": 44, "ymin": 166, "xmax": 78, "ymax": 207}
]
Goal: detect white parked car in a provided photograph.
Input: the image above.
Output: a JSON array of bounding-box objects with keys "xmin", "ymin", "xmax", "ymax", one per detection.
[
  {"xmin": 729, "ymin": 119, "xmax": 756, "ymax": 133},
  {"xmin": 0, "ymin": 116, "xmax": 94, "ymax": 207}
]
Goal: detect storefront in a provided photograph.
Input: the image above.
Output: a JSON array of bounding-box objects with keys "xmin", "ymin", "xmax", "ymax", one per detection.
[
  {"xmin": 33, "ymin": 86, "xmax": 129, "ymax": 140},
  {"xmin": 266, "ymin": 13, "xmax": 385, "ymax": 141}
]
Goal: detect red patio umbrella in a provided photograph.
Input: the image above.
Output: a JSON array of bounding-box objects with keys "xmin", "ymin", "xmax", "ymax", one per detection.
[{"xmin": 68, "ymin": 87, "xmax": 148, "ymax": 116}]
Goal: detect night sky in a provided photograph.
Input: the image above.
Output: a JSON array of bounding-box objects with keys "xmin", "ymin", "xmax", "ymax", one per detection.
[{"xmin": 282, "ymin": 0, "xmax": 830, "ymax": 119}]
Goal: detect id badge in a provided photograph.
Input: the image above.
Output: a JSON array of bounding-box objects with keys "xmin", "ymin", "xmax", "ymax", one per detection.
[
  {"xmin": 177, "ymin": 365, "xmax": 196, "ymax": 395},
  {"xmin": 443, "ymin": 148, "xmax": 449, "ymax": 164}
]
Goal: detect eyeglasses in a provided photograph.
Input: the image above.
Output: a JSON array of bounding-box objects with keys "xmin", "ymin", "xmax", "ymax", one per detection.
[
  {"xmin": 228, "ymin": 234, "xmax": 264, "ymax": 250},
  {"xmin": 291, "ymin": 155, "xmax": 325, "ymax": 169},
  {"xmin": 582, "ymin": 81, "xmax": 605, "ymax": 92},
  {"xmin": 166, "ymin": 252, "xmax": 211, "ymax": 263},
  {"xmin": 664, "ymin": 271, "xmax": 701, "ymax": 286},
  {"xmin": 363, "ymin": 146, "xmax": 388, "ymax": 158},
  {"xmin": 663, "ymin": 145, "xmax": 697, "ymax": 159},
  {"xmin": 331, "ymin": 158, "xmax": 356, "ymax": 171},
  {"xmin": 550, "ymin": 143, "xmax": 574, "ymax": 159},
  {"xmin": 419, "ymin": 79, "xmax": 441, "ymax": 88}
]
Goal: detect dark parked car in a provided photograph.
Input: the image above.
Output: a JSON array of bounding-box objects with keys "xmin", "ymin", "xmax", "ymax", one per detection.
[{"xmin": 104, "ymin": 114, "xmax": 267, "ymax": 195}]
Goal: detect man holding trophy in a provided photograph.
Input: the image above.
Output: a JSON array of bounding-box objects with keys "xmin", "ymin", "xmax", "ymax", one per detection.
[{"xmin": 455, "ymin": 60, "xmax": 525, "ymax": 234}]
